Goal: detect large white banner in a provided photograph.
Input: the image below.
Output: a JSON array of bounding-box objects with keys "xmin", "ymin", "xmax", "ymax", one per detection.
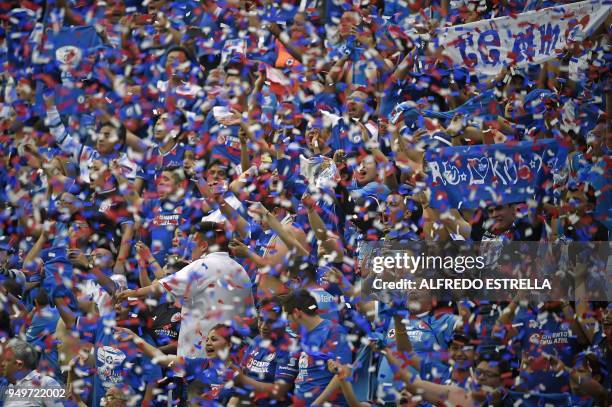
[{"xmin": 438, "ymin": 0, "xmax": 610, "ymax": 75}]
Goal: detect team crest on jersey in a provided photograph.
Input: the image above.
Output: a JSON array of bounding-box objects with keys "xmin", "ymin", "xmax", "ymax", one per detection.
[
  {"xmin": 388, "ymin": 329, "xmax": 395, "ymax": 338},
  {"xmin": 170, "ymin": 312, "xmax": 181, "ymax": 323},
  {"xmin": 264, "ymin": 352, "xmax": 275, "ymax": 362},
  {"xmin": 99, "ymin": 199, "xmax": 113, "ymax": 213},
  {"xmin": 209, "ymin": 384, "xmax": 220, "ymax": 398},
  {"xmin": 298, "ymin": 352, "xmax": 309, "ymax": 369}
]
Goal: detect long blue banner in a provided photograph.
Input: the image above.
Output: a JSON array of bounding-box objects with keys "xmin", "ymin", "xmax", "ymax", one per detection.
[{"xmin": 425, "ymin": 139, "xmax": 562, "ymax": 210}]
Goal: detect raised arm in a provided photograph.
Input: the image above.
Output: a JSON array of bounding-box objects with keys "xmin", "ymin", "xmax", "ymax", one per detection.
[
  {"xmin": 43, "ymin": 94, "xmax": 95, "ymax": 167},
  {"xmin": 135, "ymin": 241, "xmax": 165, "ymax": 285},
  {"xmin": 234, "ymin": 371, "xmax": 292, "ymax": 402},
  {"xmin": 23, "ymin": 226, "xmax": 48, "ymax": 267},
  {"xmin": 433, "ymin": 208, "xmax": 472, "ymax": 240},
  {"xmin": 357, "ymin": 121, "xmax": 399, "ymax": 191},
  {"xmin": 326, "ymin": 55, "xmax": 351, "ymax": 86},
  {"xmin": 268, "ymin": 21, "xmax": 305, "ymax": 65},
  {"xmin": 251, "ymin": 203, "xmax": 309, "ymax": 257},
  {"xmin": 114, "ymin": 327, "xmax": 178, "ymax": 368},
  {"xmin": 197, "ymin": 179, "xmax": 249, "ymax": 240},
  {"xmin": 114, "ymin": 280, "xmax": 164, "ymax": 303},
  {"xmin": 383, "ymin": 346, "xmax": 469, "ymax": 406},
  {"xmin": 494, "ymin": 297, "xmax": 520, "ymax": 340},
  {"xmin": 302, "ymin": 193, "xmax": 343, "ymax": 261},
  {"xmin": 114, "ymin": 222, "xmax": 134, "ymax": 275},
  {"xmin": 313, "ymin": 360, "xmax": 369, "ymax": 407}
]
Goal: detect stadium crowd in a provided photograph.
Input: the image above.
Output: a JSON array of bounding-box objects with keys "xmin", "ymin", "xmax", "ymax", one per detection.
[{"xmin": 0, "ymin": 0, "xmax": 610, "ymax": 406}]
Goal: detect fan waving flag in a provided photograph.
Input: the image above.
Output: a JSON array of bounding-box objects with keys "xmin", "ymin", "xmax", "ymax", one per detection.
[{"xmin": 36, "ymin": 25, "xmax": 105, "ymax": 115}]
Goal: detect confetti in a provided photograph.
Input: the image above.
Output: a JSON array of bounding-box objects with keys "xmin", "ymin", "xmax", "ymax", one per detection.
[{"xmin": 0, "ymin": 1, "xmax": 609, "ymax": 406}]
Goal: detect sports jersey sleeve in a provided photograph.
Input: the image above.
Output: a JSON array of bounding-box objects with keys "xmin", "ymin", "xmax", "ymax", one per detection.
[
  {"xmin": 116, "ymin": 198, "xmax": 134, "ymax": 226},
  {"xmin": 45, "ymin": 105, "xmax": 97, "ymax": 169},
  {"xmin": 136, "ymin": 148, "xmax": 155, "ymax": 182},
  {"xmin": 159, "ymin": 260, "xmax": 205, "ymax": 299}
]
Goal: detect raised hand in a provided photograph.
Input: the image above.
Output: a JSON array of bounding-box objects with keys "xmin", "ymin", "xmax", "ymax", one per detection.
[
  {"xmin": 218, "ymin": 110, "xmax": 243, "ymax": 127},
  {"xmin": 114, "ymin": 326, "xmax": 136, "ymax": 342},
  {"xmin": 229, "ymin": 239, "xmax": 250, "ymax": 258},
  {"xmin": 42, "ymin": 92, "xmax": 56, "ymax": 110},
  {"xmin": 67, "ymin": 248, "xmax": 89, "ymax": 268},
  {"xmin": 113, "ymin": 289, "xmax": 136, "ymax": 304},
  {"xmin": 135, "ymin": 241, "xmax": 153, "ymax": 263}
]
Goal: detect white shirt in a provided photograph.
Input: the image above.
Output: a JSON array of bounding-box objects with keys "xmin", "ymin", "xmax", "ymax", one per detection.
[
  {"xmin": 4, "ymin": 370, "xmax": 63, "ymax": 407},
  {"xmin": 160, "ymin": 252, "xmax": 254, "ymax": 358},
  {"xmin": 201, "ymin": 194, "xmax": 242, "ymax": 224}
]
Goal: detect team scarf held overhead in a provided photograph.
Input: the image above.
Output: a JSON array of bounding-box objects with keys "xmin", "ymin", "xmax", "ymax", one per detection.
[{"xmin": 425, "ymin": 138, "xmax": 563, "ymax": 210}]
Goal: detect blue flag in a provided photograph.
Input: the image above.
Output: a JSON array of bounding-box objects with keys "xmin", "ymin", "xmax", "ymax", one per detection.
[
  {"xmin": 425, "ymin": 139, "xmax": 560, "ymax": 210},
  {"xmin": 36, "ymin": 26, "xmax": 104, "ymax": 116}
]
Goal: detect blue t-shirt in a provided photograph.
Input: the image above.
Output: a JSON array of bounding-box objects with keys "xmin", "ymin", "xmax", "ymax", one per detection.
[
  {"xmin": 377, "ymin": 311, "xmax": 458, "ymax": 403},
  {"xmin": 136, "ymin": 143, "xmax": 189, "ymax": 193},
  {"xmin": 515, "ymin": 310, "xmax": 581, "ymax": 393},
  {"xmin": 278, "ymin": 319, "xmax": 352, "ymax": 405},
  {"xmin": 329, "ymin": 119, "xmax": 372, "ymax": 156},
  {"xmin": 0, "ymin": 376, "xmax": 8, "ymax": 407},
  {"xmin": 77, "ymin": 315, "xmax": 163, "ymax": 407},
  {"xmin": 241, "ymin": 335, "xmax": 293, "ymax": 406},
  {"xmin": 348, "ymin": 181, "xmax": 391, "ymax": 202},
  {"xmin": 504, "ymin": 390, "xmax": 574, "ymax": 406},
  {"xmin": 142, "ymin": 198, "xmax": 196, "ymax": 266},
  {"xmin": 25, "ymin": 306, "xmax": 61, "ymax": 381},
  {"xmin": 184, "ymin": 357, "xmax": 234, "ymax": 404}
]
